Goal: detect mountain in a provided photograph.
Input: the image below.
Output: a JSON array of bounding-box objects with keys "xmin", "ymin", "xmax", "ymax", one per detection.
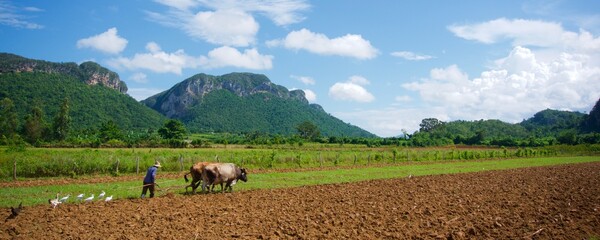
[
  {"xmin": 143, "ymin": 72, "xmax": 376, "ymax": 137},
  {"xmin": 581, "ymin": 98, "xmax": 600, "ymax": 133},
  {"xmin": 0, "ymin": 53, "xmax": 127, "ymax": 93},
  {"xmin": 0, "ymin": 53, "xmax": 166, "ymax": 132},
  {"xmin": 519, "ymin": 109, "xmax": 585, "ymax": 136}
]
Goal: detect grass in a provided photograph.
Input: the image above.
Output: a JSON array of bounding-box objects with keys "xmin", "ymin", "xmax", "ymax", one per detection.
[{"xmin": 0, "ymin": 156, "xmax": 598, "ymax": 208}]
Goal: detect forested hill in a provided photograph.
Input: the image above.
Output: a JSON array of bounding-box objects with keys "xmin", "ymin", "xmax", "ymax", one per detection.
[
  {"xmin": 142, "ymin": 72, "xmax": 376, "ymax": 137},
  {"xmin": 0, "ymin": 53, "xmax": 127, "ymax": 93},
  {"xmin": 0, "ymin": 72, "xmax": 166, "ymax": 132}
]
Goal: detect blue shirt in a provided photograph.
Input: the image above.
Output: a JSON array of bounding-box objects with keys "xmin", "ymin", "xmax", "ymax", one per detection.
[{"xmin": 144, "ymin": 166, "xmax": 158, "ymax": 183}]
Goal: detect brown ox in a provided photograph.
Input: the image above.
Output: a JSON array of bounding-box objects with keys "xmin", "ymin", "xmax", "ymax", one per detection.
[
  {"xmin": 183, "ymin": 161, "xmax": 211, "ymax": 194},
  {"xmin": 201, "ymin": 163, "xmax": 247, "ymax": 193}
]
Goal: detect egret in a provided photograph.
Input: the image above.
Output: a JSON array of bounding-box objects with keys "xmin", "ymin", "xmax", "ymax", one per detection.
[
  {"xmin": 59, "ymin": 194, "xmax": 70, "ymax": 203},
  {"xmin": 105, "ymin": 195, "xmax": 113, "ymax": 202},
  {"xmin": 98, "ymin": 191, "xmax": 105, "ymax": 199},
  {"xmin": 84, "ymin": 194, "xmax": 94, "ymax": 202},
  {"xmin": 77, "ymin": 193, "xmax": 85, "ymax": 201}
]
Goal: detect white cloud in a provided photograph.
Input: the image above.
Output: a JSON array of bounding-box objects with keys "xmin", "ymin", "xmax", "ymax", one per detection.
[
  {"xmin": 127, "ymin": 88, "xmax": 165, "ymax": 101},
  {"xmin": 185, "ymin": 9, "xmax": 259, "ymax": 47},
  {"xmin": 334, "ymin": 44, "xmax": 600, "ymax": 137},
  {"xmin": 129, "ymin": 73, "xmax": 148, "ymax": 83},
  {"xmin": 108, "ymin": 42, "xmax": 202, "ymax": 74},
  {"xmin": 149, "ymin": 0, "xmax": 309, "ymax": 46},
  {"xmin": 269, "ymin": 28, "xmax": 379, "ymax": 59},
  {"xmin": 76, "ymin": 28, "xmax": 128, "ymax": 55},
  {"xmin": 394, "ymin": 95, "xmax": 412, "ymax": 102},
  {"xmin": 348, "ymin": 75, "xmax": 370, "ymax": 85},
  {"xmin": 23, "ymin": 6, "xmax": 43, "ymax": 12},
  {"xmin": 448, "ymin": 18, "xmax": 600, "ymax": 52},
  {"xmin": 0, "ymin": 1, "xmax": 43, "ymax": 29},
  {"xmin": 291, "ymin": 75, "xmax": 315, "ymax": 85},
  {"xmin": 146, "ymin": 41, "xmax": 162, "ymax": 53},
  {"xmin": 197, "ymin": 0, "xmax": 310, "ymax": 26},
  {"xmin": 302, "ymin": 89, "xmax": 316, "ymax": 102},
  {"xmin": 154, "ymin": 0, "xmax": 198, "ymax": 11},
  {"xmin": 328, "ymin": 76, "xmax": 375, "ymax": 103},
  {"xmin": 391, "ymin": 51, "xmax": 434, "ymax": 61},
  {"xmin": 403, "ymin": 46, "xmax": 600, "ymax": 123},
  {"xmin": 201, "ymin": 46, "xmax": 273, "ymax": 70},
  {"xmin": 109, "ymin": 42, "xmax": 273, "ymax": 73}
]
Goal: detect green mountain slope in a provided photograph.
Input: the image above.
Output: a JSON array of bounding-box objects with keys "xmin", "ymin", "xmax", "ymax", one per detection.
[
  {"xmin": 0, "ymin": 53, "xmax": 127, "ymax": 93},
  {"xmin": 519, "ymin": 109, "xmax": 585, "ymax": 136},
  {"xmin": 143, "ymin": 73, "xmax": 375, "ymax": 137},
  {"xmin": 0, "ymin": 53, "xmax": 166, "ymax": 132}
]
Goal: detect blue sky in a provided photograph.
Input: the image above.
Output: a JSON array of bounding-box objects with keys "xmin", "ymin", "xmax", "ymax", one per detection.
[{"xmin": 1, "ymin": 0, "xmax": 600, "ymax": 137}]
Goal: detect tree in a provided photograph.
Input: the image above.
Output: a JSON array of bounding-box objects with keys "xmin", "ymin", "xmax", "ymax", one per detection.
[
  {"xmin": 0, "ymin": 97, "xmax": 19, "ymax": 139},
  {"xmin": 52, "ymin": 98, "xmax": 71, "ymax": 141},
  {"xmin": 99, "ymin": 120, "xmax": 123, "ymax": 142},
  {"xmin": 582, "ymin": 98, "xmax": 600, "ymax": 133},
  {"xmin": 158, "ymin": 119, "xmax": 187, "ymax": 140},
  {"xmin": 419, "ymin": 118, "xmax": 444, "ymax": 132},
  {"xmin": 23, "ymin": 105, "xmax": 47, "ymax": 144},
  {"xmin": 296, "ymin": 121, "xmax": 320, "ymax": 140}
]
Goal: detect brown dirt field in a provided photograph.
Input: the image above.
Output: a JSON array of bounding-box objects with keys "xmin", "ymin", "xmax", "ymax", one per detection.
[{"xmin": 2, "ymin": 162, "xmax": 599, "ymax": 239}]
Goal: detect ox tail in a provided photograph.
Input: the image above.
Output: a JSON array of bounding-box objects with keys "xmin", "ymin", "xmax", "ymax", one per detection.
[{"xmin": 184, "ymin": 172, "xmax": 190, "ymax": 183}]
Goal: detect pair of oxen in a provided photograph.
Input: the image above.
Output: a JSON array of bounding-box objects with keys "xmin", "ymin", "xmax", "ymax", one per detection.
[{"xmin": 184, "ymin": 162, "xmax": 248, "ymax": 194}]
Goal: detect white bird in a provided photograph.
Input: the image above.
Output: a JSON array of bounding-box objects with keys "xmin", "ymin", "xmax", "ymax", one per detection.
[
  {"xmin": 49, "ymin": 198, "xmax": 61, "ymax": 208},
  {"xmin": 59, "ymin": 194, "xmax": 70, "ymax": 203},
  {"xmin": 77, "ymin": 193, "xmax": 85, "ymax": 201},
  {"xmin": 49, "ymin": 193, "xmax": 61, "ymax": 208},
  {"xmin": 98, "ymin": 191, "xmax": 106, "ymax": 199},
  {"xmin": 84, "ymin": 194, "xmax": 94, "ymax": 202},
  {"xmin": 104, "ymin": 195, "xmax": 113, "ymax": 202}
]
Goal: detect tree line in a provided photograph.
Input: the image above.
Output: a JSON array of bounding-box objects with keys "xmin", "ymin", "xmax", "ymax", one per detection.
[{"xmin": 1, "ymin": 95, "xmax": 599, "ymax": 148}]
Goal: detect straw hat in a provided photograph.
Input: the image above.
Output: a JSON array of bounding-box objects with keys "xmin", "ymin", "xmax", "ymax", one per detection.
[{"xmin": 154, "ymin": 161, "xmax": 161, "ymax": 168}]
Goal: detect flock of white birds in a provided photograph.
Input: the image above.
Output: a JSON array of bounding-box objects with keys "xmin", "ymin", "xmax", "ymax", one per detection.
[{"xmin": 48, "ymin": 190, "xmax": 112, "ymax": 208}]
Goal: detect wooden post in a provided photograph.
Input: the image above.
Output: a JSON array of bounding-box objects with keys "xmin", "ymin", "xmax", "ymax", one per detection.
[
  {"xmin": 179, "ymin": 155, "xmax": 184, "ymax": 172},
  {"xmin": 115, "ymin": 159, "xmax": 120, "ymax": 174},
  {"xmin": 354, "ymin": 154, "xmax": 357, "ymax": 165},
  {"xmin": 13, "ymin": 160, "xmax": 17, "ymax": 181},
  {"xmin": 136, "ymin": 157, "xmax": 139, "ymax": 174},
  {"xmin": 319, "ymin": 153, "xmax": 323, "ymax": 168}
]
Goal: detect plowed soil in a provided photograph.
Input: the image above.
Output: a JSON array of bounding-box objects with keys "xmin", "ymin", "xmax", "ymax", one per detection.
[{"xmin": 2, "ymin": 162, "xmax": 599, "ymax": 239}]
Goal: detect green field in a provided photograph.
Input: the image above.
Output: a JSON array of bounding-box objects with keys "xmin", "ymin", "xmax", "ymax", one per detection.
[{"xmin": 1, "ymin": 156, "xmax": 598, "ymax": 208}]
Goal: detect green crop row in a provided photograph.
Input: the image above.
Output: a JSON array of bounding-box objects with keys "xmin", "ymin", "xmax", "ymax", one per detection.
[
  {"xmin": 1, "ymin": 156, "xmax": 599, "ymax": 208},
  {"xmin": 0, "ymin": 144, "xmax": 598, "ymax": 180}
]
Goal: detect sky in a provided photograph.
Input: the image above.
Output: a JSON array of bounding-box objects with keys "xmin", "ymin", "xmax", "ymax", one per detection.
[{"xmin": 1, "ymin": 0, "xmax": 600, "ymax": 137}]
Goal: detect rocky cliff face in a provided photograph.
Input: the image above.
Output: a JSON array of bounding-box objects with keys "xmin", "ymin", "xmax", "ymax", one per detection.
[
  {"xmin": 143, "ymin": 72, "xmax": 310, "ymax": 118},
  {"xmin": 0, "ymin": 53, "xmax": 127, "ymax": 93}
]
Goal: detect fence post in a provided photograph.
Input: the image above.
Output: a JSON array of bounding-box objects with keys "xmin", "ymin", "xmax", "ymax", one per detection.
[
  {"xmin": 13, "ymin": 160, "xmax": 17, "ymax": 181},
  {"xmin": 319, "ymin": 153, "xmax": 323, "ymax": 168},
  {"xmin": 136, "ymin": 157, "xmax": 139, "ymax": 174},
  {"xmin": 179, "ymin": 154, "xmax": 184, "ymax": 171},
  {"xmin": 115, "ymin": 159, "xmax": 120, "ymax": 174}
]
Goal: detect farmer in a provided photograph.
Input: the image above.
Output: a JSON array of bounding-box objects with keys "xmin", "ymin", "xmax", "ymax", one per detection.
[{"xmin": 141, "ymin": 160, "xmax": 161, "ymax": 198}]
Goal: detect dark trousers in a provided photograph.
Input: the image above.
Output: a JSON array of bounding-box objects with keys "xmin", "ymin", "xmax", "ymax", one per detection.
[{"xmin": 141, "ymin": 182, "xmax": 155, "ymax": 198}]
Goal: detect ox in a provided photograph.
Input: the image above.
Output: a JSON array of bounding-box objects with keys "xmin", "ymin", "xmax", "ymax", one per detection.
[
  {"xmin": 201, "ymin": 163, "xmax": 247, "ymax": 193},
  {"xmin": 184, "ymin": 162, "xmax": 211, "ymax": 194}
]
